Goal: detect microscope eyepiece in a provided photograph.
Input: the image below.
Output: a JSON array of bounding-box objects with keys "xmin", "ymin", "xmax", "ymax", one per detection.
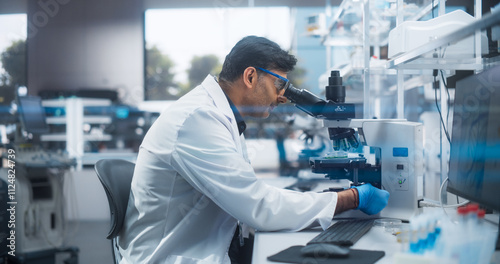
[
  {"xmin": 283, "ymin": 70, "xmax": 355, "ymax": 120},
  {"xmin": 283, "ymin": 84, "xmax": 326, "ymax": 117},
  {"xmin": 325, "ymin": 71, "xmax": 346, "ymax": 103}
]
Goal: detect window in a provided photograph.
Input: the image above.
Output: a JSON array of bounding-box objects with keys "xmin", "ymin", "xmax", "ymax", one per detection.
[
  {"xmin": 144, "ymin": 7, "xmax": 291, "ymax": 100},
  {"xmin": 0, "ymin": 13, "xmax": 27, "ymax": 106}
]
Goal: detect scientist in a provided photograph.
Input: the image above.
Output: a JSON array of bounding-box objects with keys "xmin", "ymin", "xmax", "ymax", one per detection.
[{"xmin": 118, "ymin": 36, "xmax": 389, "ymax": 264}]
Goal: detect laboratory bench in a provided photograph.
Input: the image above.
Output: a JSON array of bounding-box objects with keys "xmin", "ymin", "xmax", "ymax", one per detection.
[
  {"xmin": 253, "ymin": 222, "xmax": 397, "ymax": 264},
  {"xmin": 253, "ymin": 226, "xmax": 500, "ymax": 264},
  {"xmin": 254, "ymin": 177, "xmax": 500, "ymax": 264}
]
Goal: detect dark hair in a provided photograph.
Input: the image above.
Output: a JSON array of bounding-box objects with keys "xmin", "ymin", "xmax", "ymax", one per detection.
[{"xmin": 219, "ymin": 36, "xmax": 297, "ymax": 82}]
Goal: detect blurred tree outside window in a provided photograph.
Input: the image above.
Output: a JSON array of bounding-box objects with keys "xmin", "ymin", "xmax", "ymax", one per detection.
[
  {"xmin": 145, "ymin": 45, "xmax": 178, "ymax": 100},
  {"xmin": 1, "ymin": 40, "xmax": 26, "ymax": 87},
  {"xmin": 187, "ymin": 54, "xmax": 221, "ymax": 88},
  {"xmin": 0, "ymin": 14, "xmax": 27, "ymax": 107}
]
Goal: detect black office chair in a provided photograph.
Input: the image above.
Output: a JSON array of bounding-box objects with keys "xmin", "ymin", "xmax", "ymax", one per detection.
[{"xmin": 94, "ymin": 159, "xmax": 135, "ymax": 264}]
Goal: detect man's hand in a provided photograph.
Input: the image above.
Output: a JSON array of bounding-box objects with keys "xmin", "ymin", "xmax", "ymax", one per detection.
[{"xmin": 354, "ymin": 184, "xmax": 389, "ymax": 215}]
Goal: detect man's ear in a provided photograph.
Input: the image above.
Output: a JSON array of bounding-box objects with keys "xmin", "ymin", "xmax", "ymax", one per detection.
[{"xmin": 242, "ymin": 67, "xmax": 257, "ymax": 89}]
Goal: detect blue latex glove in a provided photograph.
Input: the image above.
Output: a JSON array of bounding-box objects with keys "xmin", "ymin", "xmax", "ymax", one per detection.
[{"xmin": 354, "ymin": 183, "xmax": 390, "ymax": 215}]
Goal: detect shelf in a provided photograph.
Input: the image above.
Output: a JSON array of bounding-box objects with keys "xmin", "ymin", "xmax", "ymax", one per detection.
[
  {"xmin": 330, "ymin": 63, "xmax": 397, "ymax": 79},
  {"xmin": 46, "ymin": 116, "xmax": 112, "ymax": 125},
  {"xmin": 42, "ymin": 98, "xmax": 112, "ymax": 107},
  {"xmin": 387, "ymin": 8, "xmax": 500, "ymax": 69},
  {"xmin": 40, "ymin": 133, "xmax": 112, "ymax": 142},
  {"xmin": 41, "ymin": 97, "xmax": 114, "ymax": 170},
  {"xmin": 388, "ymin": 58, "xmax": 484, "ymax": 71}
]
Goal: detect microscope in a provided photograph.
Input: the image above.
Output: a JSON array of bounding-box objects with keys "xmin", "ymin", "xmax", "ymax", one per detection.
[{"xmin": 283, "ymin": 71, "xmax": 423, "ymax": 221}]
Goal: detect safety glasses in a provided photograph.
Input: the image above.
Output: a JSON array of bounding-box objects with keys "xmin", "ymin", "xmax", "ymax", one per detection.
[{"xmin": 256, "ymin": 67, "xmax": 290, "ymax": 91}]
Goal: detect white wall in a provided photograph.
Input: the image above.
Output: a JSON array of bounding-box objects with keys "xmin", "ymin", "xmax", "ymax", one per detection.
[
  {"xmin": 64, "ymin": 168, "xmax": 110, "ymax": 221},
  {"xmin": 27, "ymin": 0, "xmax": 144, "ymax": 106}
]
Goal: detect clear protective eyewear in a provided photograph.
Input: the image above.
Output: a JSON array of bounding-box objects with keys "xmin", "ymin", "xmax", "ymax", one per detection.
[{"xmin": 256, "ymin": 67, "xmax": 291, "ymax": 91}]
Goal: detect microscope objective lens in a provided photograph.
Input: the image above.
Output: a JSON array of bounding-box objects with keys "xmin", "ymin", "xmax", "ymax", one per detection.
[
  {"xmin": 342, "ymin": 138, "xmax": 350, "ymax": 151},
  {"xmin": 332, "ymin": 140, "xmax": 340, "ymax": 151},
  {"xmin": 347, "ymin": 135, "xmax": 359, "ymax": 149}
]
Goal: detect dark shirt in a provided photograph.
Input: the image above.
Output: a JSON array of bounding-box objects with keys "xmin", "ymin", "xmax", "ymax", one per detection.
[{"xmin": 224, "ymin": 90, "xmax": 246, "ymax": 136}]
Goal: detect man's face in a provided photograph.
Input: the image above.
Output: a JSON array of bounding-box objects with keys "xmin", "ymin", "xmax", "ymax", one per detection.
[{"xmin": 246, "ymin": 69, "xmax": 288, "ymax": 118}]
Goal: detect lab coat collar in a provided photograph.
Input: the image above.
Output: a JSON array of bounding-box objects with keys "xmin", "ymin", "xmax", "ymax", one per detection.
[
  {"xmin": 201, "ymin": 74, "xmax": 250, "ymax": 163},
  {"xmin": 201, "ymin": 74, "xmax": 240, "ymax": 128}
]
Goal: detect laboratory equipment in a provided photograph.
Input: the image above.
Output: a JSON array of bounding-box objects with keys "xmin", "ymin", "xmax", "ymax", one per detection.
[
  {"xmin": 0, "ymin": 95, "xmax": 77, "ymax": 259},
  {"xmin": 1, "ymin": 163, "xmax": 67, "ymax": 253},
  {"xmin": 307, "ymin": 219, "xmax": 374, "ymax": 247},
  {"xmin": 321, "ymin": 118, "xmax": 423, "ymax": 221},
  {"xmin": 16, "ymin": 96, "xmax": 50, "ymax": 137},
  {"xmin": 283, "ymin": 71, "xmax": 424, "ymax": 221},
  {"xmin": 446, "ymin": 65, "xmax": 500, "ymax": 250},
  {"xmin": 373, "ymin": 218, "xmax": 403, "ymax": 234},
  {"xmin": 283, "ymin": 71, "xmax": 356, "ymax": 121},
  {"xmin": 388, "ymin": 10, "xmax": 488, "ymax": 59},
  {"xmin": 13, "ymin": 95, "xmax": 75, "ymax": 168},
  {"xmin": 305, "ymin": 13, "xmax": 327, "ymax": 37},
  {"xmin": 400, "ymin": 205, "xmax": 496, "ymax": 263},
  {"xmin": 0, "ymin": 145, "xmax": 76, "ymax": 261}
]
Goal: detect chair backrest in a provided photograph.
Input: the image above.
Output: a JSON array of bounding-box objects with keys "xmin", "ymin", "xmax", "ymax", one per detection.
[{"xmin": 94, "ymin": 159, "xmax": 135, "ymax": 239}]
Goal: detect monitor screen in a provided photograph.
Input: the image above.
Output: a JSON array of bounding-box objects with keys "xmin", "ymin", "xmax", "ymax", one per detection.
[
  {"xmin": 447, "ymin": 65, "xmax": 500, "ymax": 212},
  {"xmin": 17, "ymin": 96, "xmax": 50, "ymax": 135}
]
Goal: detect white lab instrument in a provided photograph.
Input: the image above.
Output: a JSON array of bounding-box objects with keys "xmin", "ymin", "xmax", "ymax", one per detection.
[
  {"xmin": 284, "ymin": 71, "xmax": 424, "ymax": 221},
  {"xmin": 0, "ymin": 160, "xmax": 67, "ymax": 254},
  {"xmin": 322, "ymin": 119, "xmax": 424, "ymax": 221},
  {"xmin": 388, "ymin": 10, "xmax": 488, "ymax": 58}
]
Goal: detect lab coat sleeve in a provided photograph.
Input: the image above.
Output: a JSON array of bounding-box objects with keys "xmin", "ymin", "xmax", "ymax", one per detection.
[{"xmin": 170, "ymin": 107, "xmax": 338, "ymax": 231}]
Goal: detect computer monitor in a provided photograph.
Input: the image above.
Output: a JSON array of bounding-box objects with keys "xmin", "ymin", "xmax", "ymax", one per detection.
[
  {"xmin": 447, "ymin": 65, "xmax": 500, "ymax": 249},
  {"xmin": 16, "ymin": 95, "xmax": 50, "ymax": 135}
]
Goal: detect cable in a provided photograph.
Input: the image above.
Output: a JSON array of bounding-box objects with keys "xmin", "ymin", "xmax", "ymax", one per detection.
[
  {"xmin": 440, "ymin": 70, "xmax": 451, "ymax": 125},
  {"xmin": 439, "ymin": 177, "xmax": 469, "ymax": 209},
  {"xmin": 438, "ymin": 177, "xmax": 470, "ymax": 223},
  {"xmin": 432, "ymin": 49, "xmax": 451, "ymax": 144},
  {"xmin": 434, "ymin": 77, "xmax": 452, "ymax": 143}
]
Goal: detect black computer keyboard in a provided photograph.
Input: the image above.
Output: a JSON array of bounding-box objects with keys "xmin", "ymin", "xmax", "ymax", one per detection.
[{"xmin": 307, "ymin": 219, "xmax": 375, "ymax": 247}]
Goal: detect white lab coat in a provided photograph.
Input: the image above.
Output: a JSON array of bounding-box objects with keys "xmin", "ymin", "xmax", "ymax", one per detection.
[{"xmin": 118, "ymin": 75, "xmax": 338, "ymax": 264}]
